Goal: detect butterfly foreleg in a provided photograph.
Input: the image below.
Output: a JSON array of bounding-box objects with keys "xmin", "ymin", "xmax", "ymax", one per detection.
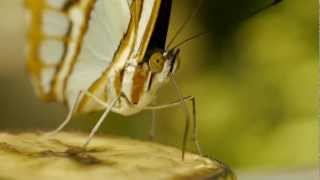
[
  {"xmin": 149, "ymin": 100, "xmax": 157, "ymax": 141},
  {"xmin": 46, "ymin": 90, "xmax": 109, "ymax": 137},
  {"xmin": 143, "ymin": 96, "xmax": 203, "ymax": 157},
  {"xmin": 83, "ymin": 95, "xmax": 120, "ymax": 148},
  {"xmin": 143, "ymin": 96, "xmax": 194, "ymax": 110},
  {"xmin": 45, "ymin": 91, "xmax": 84, "ymax": 136},
  {"xmin": 82, "ymin": 92, "xmax": 135, "ymax": 148}
]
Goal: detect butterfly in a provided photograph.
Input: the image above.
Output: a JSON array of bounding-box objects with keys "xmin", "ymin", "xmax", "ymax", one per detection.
[
  {"xmin": 25, "ymin": 0, "xmax": 281, "ymax": 160},
  {"xmin": 25, "ymin": 0, "xmax": 203, "ymax": 159}
]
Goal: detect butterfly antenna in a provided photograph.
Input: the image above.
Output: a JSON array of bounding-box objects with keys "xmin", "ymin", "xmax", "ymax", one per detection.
[
  {"xmin": 169, "ymin": 74, "xmax": 191, "ymax": 160},
  {"xmin": 166, "ymin": 0, "xmax": 204, "ymax": 50},
  {"xmin": 171, "ymin": 31, "xmax": 209, "ymax": 49},
  {"xmin": 238, "ymin": 0, "xmax": 282, "ymax": 22},
  {"xmin": 170, "ymin": 0, "xmax": 283, "ymax": 49}
]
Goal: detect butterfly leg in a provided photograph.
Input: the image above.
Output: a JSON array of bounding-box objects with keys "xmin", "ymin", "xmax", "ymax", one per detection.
[
  {"xmin": 143, "ymin": 96, "xmax": 203, "ymax": 158},
  {"xmin": 82, "ymin": 96, "xmax": 120, "ymax": 148},
  {"xmin": 190, "ymin": 97, "xmax": 202, "ymax": 156},
  {"xmin": 46, "ymin": 90, "xmax": 108, "ymax": 136},
  {"xmin": 46, "ymin": 91, "xmax": 84, "ymax": 136},
  {"xmin": 82, "ymin": 91, "xmax": 135, "ymax": 148},
  {"xmin": 149, "ymin": 107, "xmax": 157, "ymax": 141},
  {"xmin": 116, "ymin": 93, "xmax": 157, "ymax": 140},
  {"xmin": 83, "ymin": 91, "xmax": 142, "ymax": 148}
]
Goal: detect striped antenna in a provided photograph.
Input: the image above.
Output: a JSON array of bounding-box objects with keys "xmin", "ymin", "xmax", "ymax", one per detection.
[
  {"xmin": 166, "ymin": 0, "xmax": 204, "ymax": 50},
  {"xmin": 169, "ymin": 0, "xmax": 283, "ymax": 49}
]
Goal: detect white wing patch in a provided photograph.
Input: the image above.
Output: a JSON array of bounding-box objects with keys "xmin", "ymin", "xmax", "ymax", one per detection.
[
  {"xmin": 43, "ymin": 10, "xmax": 70, "ymax": 36},
  {"xmin": 52, "ymin": 0, "xmax": 92, "ymax": 102},
  {"xmin": 66, "ymin": 0, "xmax": 131, "ymax": 108},
  {"xmin": 135, "ymin": 0, "xmax": 155, "ymax": 52},
  {"xmin": 133, "ymin": 0, "xmax": 156, "ymax": 55},
  {"xmin": 47, "ymin": 0, "xmax": 67, "ymax": 9},
  {"xmin": 40, "ymin": 40, "xmax": 64, "ymax": 64},
  {"xmin": 25, "ymin": 0, "xmax": 86, "ymax": 100},
  {"xmin": 41, "ymin": 68, "xmax": 56, "ymax": 93}
]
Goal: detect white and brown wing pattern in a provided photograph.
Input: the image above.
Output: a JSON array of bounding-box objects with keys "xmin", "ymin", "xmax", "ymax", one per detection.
[
  {"xmin": 69, "ymin": 0, "xmax": 163, "ymax": 113},
  {"xmin": 26, "ymin": 0, "xmax": 163, "ymax": 112},
  {"xmin": 65, "ymin": 0, "xmax": 134, "ymax": 111},
  {"xmin": 25, "ymin": 0, "xmax": 94, "ymax": 101}
]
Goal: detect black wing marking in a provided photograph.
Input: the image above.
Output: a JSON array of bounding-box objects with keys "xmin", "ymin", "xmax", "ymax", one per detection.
[{"xmin": 147, "ymin": 0, "xmax": 172, "ymax": 51}]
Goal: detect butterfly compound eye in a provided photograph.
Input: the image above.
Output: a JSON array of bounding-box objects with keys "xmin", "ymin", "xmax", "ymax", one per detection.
[{"xmin": 149, "ymin": 52, "xmax": 165, "ymax": 73}]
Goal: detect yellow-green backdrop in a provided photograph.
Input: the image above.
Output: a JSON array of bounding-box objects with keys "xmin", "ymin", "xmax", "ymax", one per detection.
[{"xmin": 0, "ymin": 0, "xmax": 316, "ymax": 174}]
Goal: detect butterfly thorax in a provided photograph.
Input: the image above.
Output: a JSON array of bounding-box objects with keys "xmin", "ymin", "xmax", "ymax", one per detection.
[{"xmin": 108, "ymin": 48, "xmax": 180, "ymax": 116}]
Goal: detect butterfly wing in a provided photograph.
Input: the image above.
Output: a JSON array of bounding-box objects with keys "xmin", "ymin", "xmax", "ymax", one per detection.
[
  {"xmin": 25, "ymin": 0, "xmax": 94, "ymax": 101},
  {"xmin": 147, "ymin": 0, "xmax": 172, "ymax": 51},
  {"xmin": 26, "ymin": 0, "xmax": 169, "ymax": 112},
  {"xmin": 65, "ymin": 0, "xmax": 133, "ymax": 109},
  {"xmin": 67, "ymin": 0, "xmax": 167, "ymax": 112}
]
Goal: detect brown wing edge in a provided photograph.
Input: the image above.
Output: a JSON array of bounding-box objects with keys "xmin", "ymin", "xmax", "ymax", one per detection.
[
  {"xmin": 76, "ymin": 0, "xmax": 143, "ymax": 112},
  {"xmin": 25, "ymin": 0, "xmax": 82, "ymax": 102}
]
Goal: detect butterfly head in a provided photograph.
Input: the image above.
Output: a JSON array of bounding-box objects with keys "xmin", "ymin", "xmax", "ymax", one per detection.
[{"xmin": 146, "ymin": 48, "xmax": 180, "ymax": 92}]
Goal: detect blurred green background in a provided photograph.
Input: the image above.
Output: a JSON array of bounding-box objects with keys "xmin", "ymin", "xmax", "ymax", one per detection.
[{"xmin": 0, "ymin": 0, "xmax": 317, "ymax": 177}]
